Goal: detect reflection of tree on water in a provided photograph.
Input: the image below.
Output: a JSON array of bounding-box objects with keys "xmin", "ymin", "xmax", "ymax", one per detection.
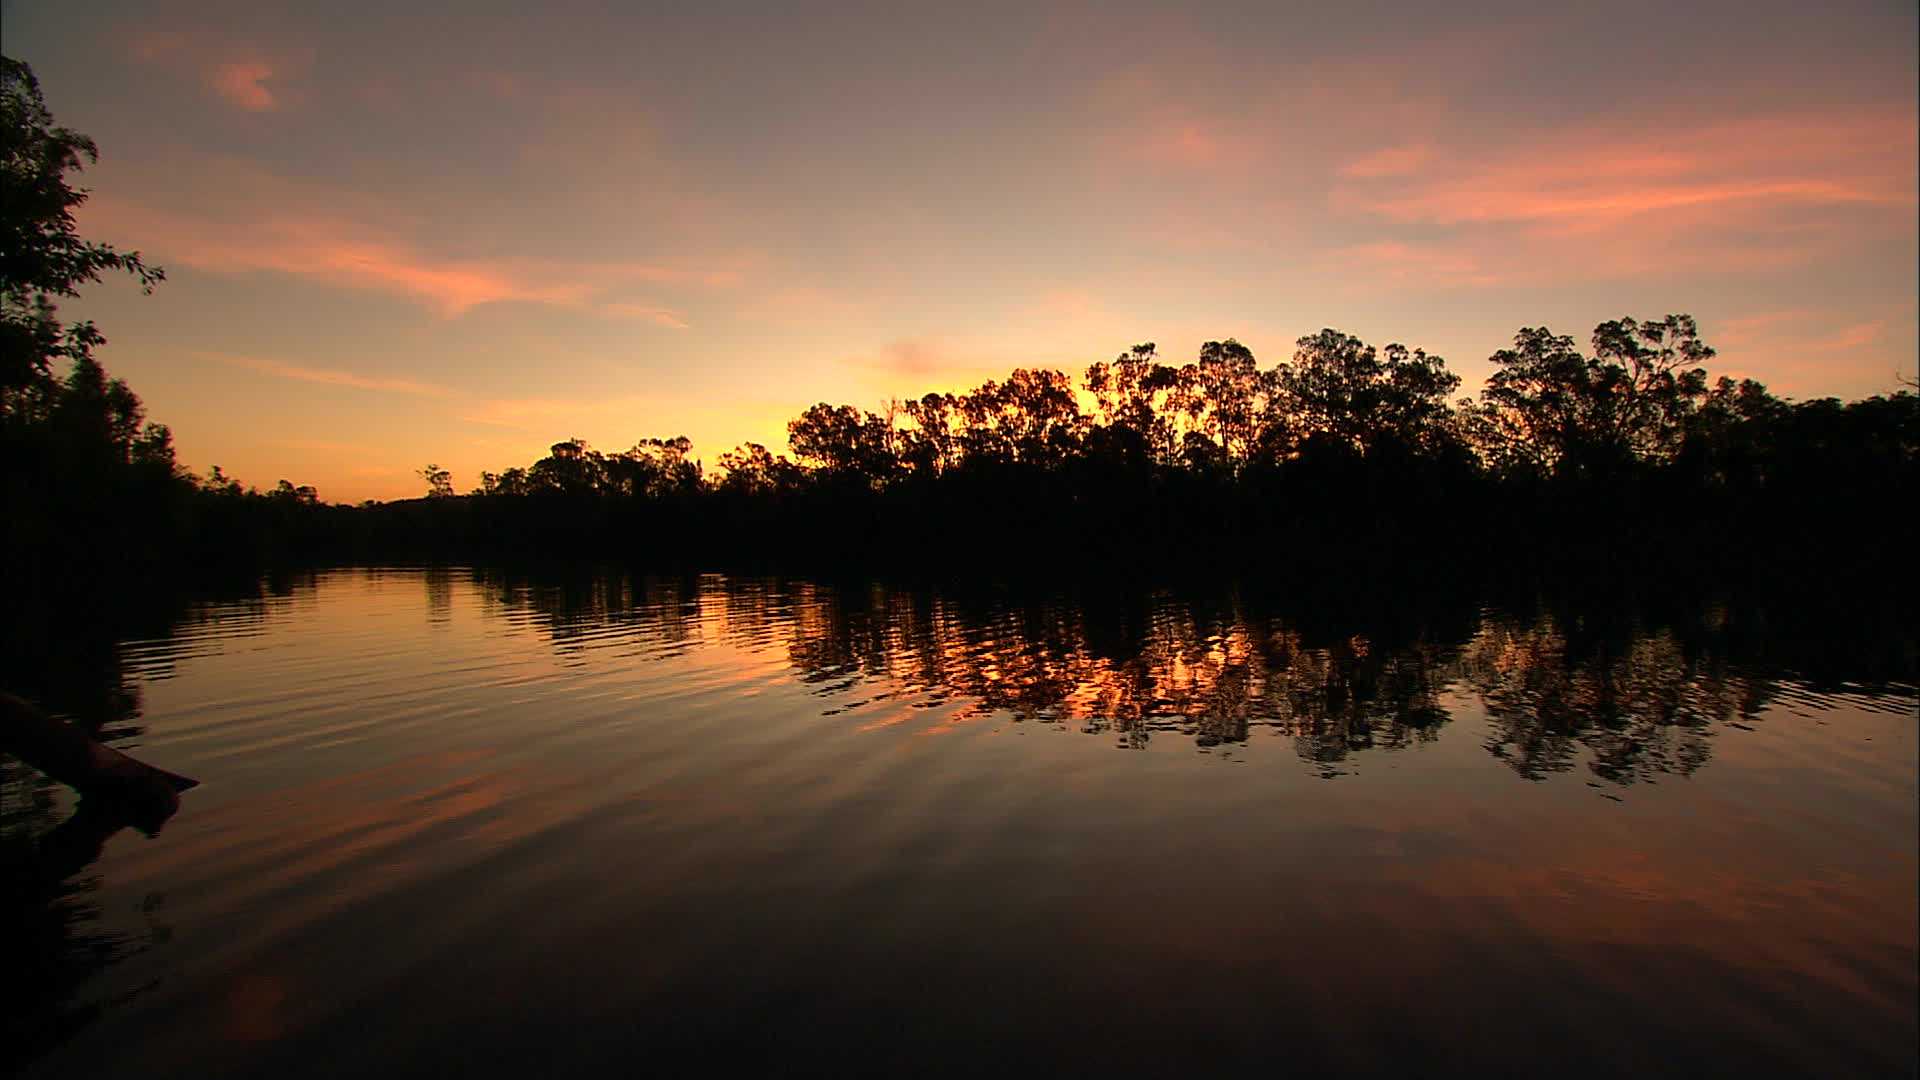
[
  {"xmin": 472, "ymin": 572, "xmax": 1856, "ymax": 786},
  {"xmin": 757, "ymin": 585, "xmax": 1477, "ymax": 772},
  {"xmin": 1461, "ymin": 617, "xmax": 1760, "ymax": 784},
  {"xmin": 424, "ymin": 567, "xmax": 453, "ymax": 627},
  {"xmin": 0, "ymin": 664, "xmax": 171, "ymax": 1070},
  {"xmin": 472, "ymin": 569, "xmax": 707, "ymax": 660}
]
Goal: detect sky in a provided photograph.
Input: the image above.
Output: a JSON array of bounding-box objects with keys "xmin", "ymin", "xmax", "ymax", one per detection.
[{"xmin": 7, "ymin": 0, "xmax": 1917, "ymax": 501}]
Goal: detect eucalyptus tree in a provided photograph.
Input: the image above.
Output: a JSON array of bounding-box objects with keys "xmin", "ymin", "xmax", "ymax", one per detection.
[
  {"xmin": 1084, "ymin": 344, "xmax": 1183, "ymax": 468},
  {"xmin": 1278, "ymin": 329, "xmax": 1460, "ymax": 456},
  {"xmin": 1469, "ymin": 316, "xmax": 1713, "ymax": 479}
]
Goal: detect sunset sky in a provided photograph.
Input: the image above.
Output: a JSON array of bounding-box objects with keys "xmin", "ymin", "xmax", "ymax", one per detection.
[{"xmin": 8, "ymin": 0, "xmax": 1916, "ymax": 501}]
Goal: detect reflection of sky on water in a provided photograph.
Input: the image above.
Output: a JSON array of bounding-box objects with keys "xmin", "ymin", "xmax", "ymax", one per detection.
[{"xmin": 6, "ymin": 568, "xmax": 1915, "ymax": 1076}]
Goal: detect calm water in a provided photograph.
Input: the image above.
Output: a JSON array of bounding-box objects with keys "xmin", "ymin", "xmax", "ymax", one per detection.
[{"xmin": 5, "ymin": 568, "xmax": 1916, "ymax": 1076}]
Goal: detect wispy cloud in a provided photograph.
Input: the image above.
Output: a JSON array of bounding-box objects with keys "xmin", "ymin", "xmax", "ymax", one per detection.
[
  {"xmin": 1334, "ymin": 108, "xmax": 1916, "ymax": 230},
  {"xmin": 867, "ymin": 340, "xmax": 955, "ymax": 380},
  {"xmin": 456, "ymin": 394, "xmax": 657, "ymax": 432},
  {"xmin": 85, "ymin": 192, "xmax": 744, "ymax": 318},
  {"xmin": 1813, "ymin": 321, "xmax": 1887, "ymax": 352},
  {"xmin": 843, "ymin": 338, "xmax": 1031, "ymax": 397},
  {"xmin": 601, "ymin": 303, "xmax": 691, "ymax": 329},
  {"xmin": 1338, "ymin": 143, "xmax": 1433, "ymax": 179},
  {"xmin": 268, "ymin": 437, "xmax": 381, "ymax": 454},
  {"xmin": 130, "ymin": 29, "xmax": 306, "ymax": 113},
  {"xmin": 1705, "ymin": 307, "xmax": 1915, "ymax": 396},
  {"xmin": 1325, "ymin": 242, "xmax": 1500, "ymax": 288},
  {"xmin": 1718, "ymin": 311, "xmax": 1892, "ymax": 354},
  {"xmin": 210, "ymin": 353, "xmax": 456, "ymax": 398}
]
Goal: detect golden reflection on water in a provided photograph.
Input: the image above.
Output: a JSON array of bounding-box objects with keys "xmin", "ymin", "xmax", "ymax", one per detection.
[{"xmin": 4, "ymin": 568, "xmax": 1915, "ymax": 1076}]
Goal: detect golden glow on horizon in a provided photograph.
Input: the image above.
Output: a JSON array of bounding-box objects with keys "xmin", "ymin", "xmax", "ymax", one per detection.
[{"xmin": 7, "ymin": 2, "xmax": 1913, "ymax": 501}]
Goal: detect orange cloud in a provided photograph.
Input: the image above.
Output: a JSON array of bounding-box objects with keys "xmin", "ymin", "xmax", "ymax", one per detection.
[
  {"xmin": 186, "ymin": 227, "xmax": 586, "ymax": 315},
  {"xmin": 211, "ymin": 353, "xmax": 457, "ymax": 398},
  {"xmin": 1313, "ymin": 106, "xmax": 1920, "ymax": 287},
  {"xmin": 1336, "ymin": 107, "xmax": 1917, "ymax": 231},
  {"xmin": 210, "ymin": 61, "xmax": 277, "ymax": 111}
]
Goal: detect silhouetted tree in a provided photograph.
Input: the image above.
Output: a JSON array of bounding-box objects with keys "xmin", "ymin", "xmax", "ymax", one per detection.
[
  {"xmin": 715, "ymin": 442, "xmax": 799, "ymax": 495},
  {"xmin": 1, "ymin": 58, "xmax": 163, "ymax": 421},
  {"xmin": 1278, "ymin": 329, "xmax": 1460, "ymax": 456},
  {"xmin": 1084, "ymin": 343, "xmax": 1181, "ymax": 467},
  {"xmin": 605, "ymin": 437, "xmax": 700, "ymax": 498},
  {"xmin": 955, "ymin": 368, "xmax": 1082, "ymax": 468},
  {"xmin": 418, "ymin": 463, "xmax": 454, "ymax": 498},
  {"xmin": 787, "ymin": 403, "xmax": 895, "ymax": 485},
  {"xmin": 897, "ymin": 393, "xmax": 960, "ymax": 478},
  {"xmin": 1171, "ymin": 338, "xmax": 1273, "ymax": 469},
  {"xmin": 1466, "ymin": 316, "xmax": 1712, "ymax": 480},
  {"xmin": 529, "ymin": 439, "xmax": 607, "ymax": 497}
]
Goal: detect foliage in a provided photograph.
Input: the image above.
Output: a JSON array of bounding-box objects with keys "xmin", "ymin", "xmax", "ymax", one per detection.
[
  {"xmin": 1, "ymin": 57, "xmax": 163, "ymax": 420},
  {"xmin": 2, "ymin": 58, "xmax": 1912, "ymax": 589},
  {"xmin": 1466, "ymin": 316, "xmax": 1713, "ymax": 480},
  {"xmin": 419, "ymin": 464, "xmax": 454, "ymax": 498}
]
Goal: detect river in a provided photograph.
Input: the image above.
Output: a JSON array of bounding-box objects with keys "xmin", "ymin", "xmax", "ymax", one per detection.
[{"xmin": 5, "ymin": 567, "xmax": 1915, "ymax": 1075}]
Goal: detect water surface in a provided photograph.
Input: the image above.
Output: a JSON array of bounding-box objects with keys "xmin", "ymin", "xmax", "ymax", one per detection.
[{"xmin": 5, "ymin": 568, "xmax": 1916, "ymax": 1075}]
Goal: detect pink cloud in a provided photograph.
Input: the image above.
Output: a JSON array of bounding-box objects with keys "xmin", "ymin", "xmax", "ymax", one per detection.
[
  {"xmin": 1026, "ymin": 288, "xmax": 1117, "ymax": 326},
  {"xmin": 1116, "ymin": 109, "xmax": 1272, "ymax": 177},
  {"xmin": 1314, "ymin": 106, "xmax": 1920, "ymax": 286},
  {"xmin": 602, "ymin": 303, "xmax": 691, "ymax": 329},
  {"xmin": 1144, "ymin": 124, "xmax": 1235, "ymax": 168},
  {"xmin": 598, "ymin": 264, "xmax": 745, "ymax": 290},
  {"xmin": 82, "ymin": 192, "xmax": 745, "ymax": 318},
  {"xmin": 1326, "ymin": 242, "xmax": 1501, "ymax": 288},
  {"xmin": 1701, "ymin": 308, "xmax": 1915, "ymax": 399},
  {"xmin": 210, "ymin": 61, "xmax": 277, "ymax": 111},
  {"xmin": 869, "ymin": 340, "xmax": 954, "ymax": 380},
  {"xmin": 1811, "ymin": 321, "xmax": 1887, "ymax": 352},
  {"xmin": 1339, "ymin": 143, "xmax": 1433, "ymax": 179},
  {"xmin": 131, "ymin": 31, "xmax": 190, "ymax": 62},
  {"xmin": 1718, "ymin": 313, "xmax": 1891, "ymax": 356},
  {"xmin": 1335, "ymin": 107, "xmax": 1917, "ymax": 231},
  {"xmin": 177, "ymin": 223, "xmax": 588, "ymax": 314},
  {"xmin": 1715, "ymin": 309, "xmax": 1820, "ymax": 344},
  {"xmin": 127, "ymin": 29, "xmax": 306, "ymax": 113},
  {"xmin": 842, "ymin": 339, "xmax": 1021, "ymax": 398},
  {"xmin": 737, "ymin": 285, "xmax": 870, "ymax": 327}
]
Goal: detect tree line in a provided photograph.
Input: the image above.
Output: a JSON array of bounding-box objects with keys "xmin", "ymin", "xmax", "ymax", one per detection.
[
  {"xmin": 4, "ymin": 52, "xmax": 1915, "ymax": 599},
  {"xmin": 441, "ymin": 313, "xmax": 1884, "ymax": 498},
  {"xmin": 380, "ymin": 315, "xmax": 1914, "ymax": 579}
]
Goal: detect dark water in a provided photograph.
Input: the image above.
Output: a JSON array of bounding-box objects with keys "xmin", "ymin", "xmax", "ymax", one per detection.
[{"xmin": 5, "ymin": 568, "xmax": 1916, "ymax": 1076}]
